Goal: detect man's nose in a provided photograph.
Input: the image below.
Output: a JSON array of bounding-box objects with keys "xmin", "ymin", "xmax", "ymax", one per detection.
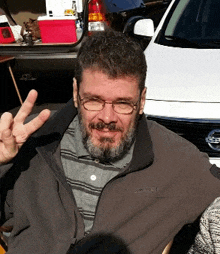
[{"xmin": 97, "ymin": 103, "xmax": 118, "ymax": 124}]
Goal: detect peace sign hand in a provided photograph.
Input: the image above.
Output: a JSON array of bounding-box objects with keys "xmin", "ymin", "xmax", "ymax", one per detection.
[{"xmin": 0, "ymin": 90, "xmax": 51, "ymax": 165}]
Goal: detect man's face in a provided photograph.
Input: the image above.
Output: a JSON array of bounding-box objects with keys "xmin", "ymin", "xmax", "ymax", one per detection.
[{"xmin": 73, "ymin": 69, "xmax": 146, "ymax": 161}]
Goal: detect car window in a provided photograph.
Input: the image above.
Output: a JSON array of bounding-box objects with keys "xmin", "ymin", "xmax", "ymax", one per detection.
[{"xmin": 156, "ymin": 0, "xmax": 220, "ymax": 48}]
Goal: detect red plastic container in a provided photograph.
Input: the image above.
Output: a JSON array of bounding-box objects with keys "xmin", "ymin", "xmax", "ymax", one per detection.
[
  {"xmin": 38, "ymin": 17, "xmax": 77, "ymax": 43},
  {"xmin": 0, "ymin": 26, "xmax": 15, "ymax": 44}
]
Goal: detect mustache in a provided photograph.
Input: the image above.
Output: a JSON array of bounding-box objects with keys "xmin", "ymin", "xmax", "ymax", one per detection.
[{"xmin": 89, "ymin": 122, "xmax": 123, "ymax": 132}]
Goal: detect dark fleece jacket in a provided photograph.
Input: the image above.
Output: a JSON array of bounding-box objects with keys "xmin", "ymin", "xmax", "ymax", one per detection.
[{"xmin": 1, "ymin": 99, "xmax": 220, "ymax": 254}]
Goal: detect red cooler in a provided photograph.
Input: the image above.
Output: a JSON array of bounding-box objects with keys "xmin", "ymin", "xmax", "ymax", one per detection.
[{"xmin": 38, "ymin": 16, "xmax": 77, "ymax": 43}]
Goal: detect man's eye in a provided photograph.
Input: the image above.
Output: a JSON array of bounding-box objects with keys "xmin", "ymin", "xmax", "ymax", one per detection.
[
  {"xmin": 85, "ymin": 99, "xmax": 103, "ymax": 106},
  {"xmin": 85, "ymin": 98, "xmax": 101, "ymax": 102},
  {"xmin": 116, "ymin": 101, "xmax": 132, "ymax": 105},
  {"xmin": 115, "ymin": 101, "xmax": 132, "ymax": 108}
]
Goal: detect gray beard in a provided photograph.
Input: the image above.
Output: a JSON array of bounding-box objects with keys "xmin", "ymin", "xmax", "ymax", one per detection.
[{"xmin": 78, "ymin": 111, "xmax": 138, "ymax": 162}]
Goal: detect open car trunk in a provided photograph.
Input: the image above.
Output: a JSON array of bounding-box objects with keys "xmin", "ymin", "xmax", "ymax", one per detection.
[{"xmin": 0, "ymin": 0, "xmax": 88, "ymax": 53}]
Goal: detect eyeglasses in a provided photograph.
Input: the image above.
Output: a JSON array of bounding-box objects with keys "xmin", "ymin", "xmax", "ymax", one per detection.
[{"xmin": 78, "ymin": 94, "xmax": 139, "ymax": 115}]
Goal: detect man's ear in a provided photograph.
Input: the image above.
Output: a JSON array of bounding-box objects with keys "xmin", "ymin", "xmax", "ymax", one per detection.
[
  {"xmin": 73, "ymin": 78, "xmax": 78, "ymax": 108},
  {"xmin": 139, "ymin": 87, "xmax": 146, "ymax": 114}
]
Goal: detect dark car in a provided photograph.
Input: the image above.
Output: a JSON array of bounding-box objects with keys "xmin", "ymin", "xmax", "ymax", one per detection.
[{"xmin": 0, "ymin": 0, "xmax": 168, "ymax": 112}]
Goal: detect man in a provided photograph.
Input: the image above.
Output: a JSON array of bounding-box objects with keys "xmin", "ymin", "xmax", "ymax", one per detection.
[{"xmin": 0, "ymin": 29, "xmax": 220, "ymax": 254}]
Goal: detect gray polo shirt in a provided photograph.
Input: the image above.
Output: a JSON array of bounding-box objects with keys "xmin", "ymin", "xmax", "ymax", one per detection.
[{"xmin": 61, "ymin": 116, "xmax": 134, "ymax": 234}]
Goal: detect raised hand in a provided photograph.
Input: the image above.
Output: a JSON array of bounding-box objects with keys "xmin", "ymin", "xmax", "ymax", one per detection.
[{"xmin": 0, "ymin": 90, "xmax": 51, "ymax": 165}]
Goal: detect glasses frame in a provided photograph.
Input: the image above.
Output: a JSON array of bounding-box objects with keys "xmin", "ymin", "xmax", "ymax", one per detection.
[{"xmin": 78, "ymin": 94, "xmax": 140, "ymax": 115}]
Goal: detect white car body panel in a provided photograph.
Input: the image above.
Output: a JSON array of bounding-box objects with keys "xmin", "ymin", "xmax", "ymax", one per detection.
[{"xmin": 145, "ymin": 44, "xmax": 220, "ymax": 103}]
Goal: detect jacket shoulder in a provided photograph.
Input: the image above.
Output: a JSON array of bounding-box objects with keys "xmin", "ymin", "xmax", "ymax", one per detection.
[{"xmin": 147, "ymin": 119, "xmax": 210, "ymax": 167}]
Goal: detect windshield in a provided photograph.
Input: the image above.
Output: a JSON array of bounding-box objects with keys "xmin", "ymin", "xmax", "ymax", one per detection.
[{"xmin": 156, "ymin": 0, "xmax": 220, "ymax": 48}]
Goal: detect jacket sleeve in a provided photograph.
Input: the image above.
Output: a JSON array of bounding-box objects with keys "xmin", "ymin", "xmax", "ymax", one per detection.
[
  {"xmin": 188, "ymin": 197, "xmax": 220, "ymax": 254},
  {"xmin": 0, "ymin": 162, "xmax": 15, "ymax": 225}
]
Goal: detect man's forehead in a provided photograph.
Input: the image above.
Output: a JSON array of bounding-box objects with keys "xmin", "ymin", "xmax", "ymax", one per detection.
[
  {"xmin": 81, "ymin": 69, "xmax": 139, "ymax": 86},
  {"xmin": 79, "ymin": 70, "xmax": 139, "ymax": 97}
]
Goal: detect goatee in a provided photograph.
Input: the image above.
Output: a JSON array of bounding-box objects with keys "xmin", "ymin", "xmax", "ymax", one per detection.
[{"xmin": 78, "ymin": 113, "xmax": 139, "ymax": 162}]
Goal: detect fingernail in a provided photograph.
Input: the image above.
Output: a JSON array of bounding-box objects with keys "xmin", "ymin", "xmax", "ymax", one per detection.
[{"xmin": 1, "ymin": 112, "xmax": 11, "ymax": 119}]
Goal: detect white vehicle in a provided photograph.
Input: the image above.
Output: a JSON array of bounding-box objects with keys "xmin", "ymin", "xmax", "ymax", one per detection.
[{"xmin": 134, "ymin": 0, "xmax": 220, "ymax": 167}]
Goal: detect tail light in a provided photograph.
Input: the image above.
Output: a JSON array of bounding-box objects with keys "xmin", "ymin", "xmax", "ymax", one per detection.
[{"xmin": 88, "ymin": 0, "xmax": 108, "ymax": 32}]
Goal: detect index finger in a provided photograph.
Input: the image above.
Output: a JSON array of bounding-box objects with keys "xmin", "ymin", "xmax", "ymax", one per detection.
[
  {"xmin": 24, "ymin": 109, "xmax": 51, "ymax": 137},
  {"xmin": 14, "ymin": 90, "xmax": 38, "ymax": 123}
]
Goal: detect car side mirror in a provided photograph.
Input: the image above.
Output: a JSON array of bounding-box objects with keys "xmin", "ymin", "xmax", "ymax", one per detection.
[{"xmin": 134, "ymin": 19, "xmax": 154, "ymax": 37}]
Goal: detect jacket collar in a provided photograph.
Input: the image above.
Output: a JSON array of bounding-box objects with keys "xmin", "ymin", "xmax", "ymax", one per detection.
[
  {"xmin": 34, "ymin": 99, "xmax": 154, "ymax": 173},
  {"xmin": 129, "ymin": 114, "xmax": 154, "ymax": 172}
]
